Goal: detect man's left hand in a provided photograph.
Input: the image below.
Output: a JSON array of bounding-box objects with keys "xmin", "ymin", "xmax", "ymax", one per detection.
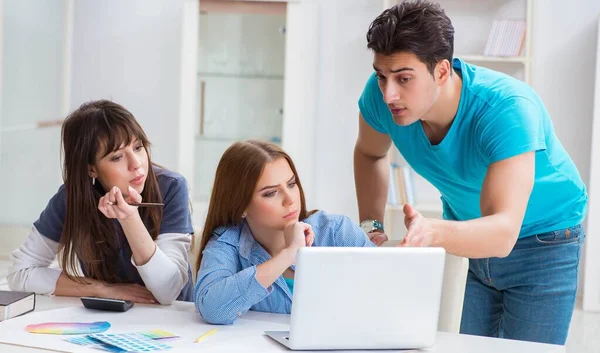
[{"xmin": 398, "ymin": 203, "xmax": 435, "ymax": 247}]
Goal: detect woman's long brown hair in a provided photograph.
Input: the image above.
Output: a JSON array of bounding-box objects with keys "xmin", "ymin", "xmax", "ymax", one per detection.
[
  {"xmin": 59, "ymin": 100, "xmax": 163, "ymax": 283},
  {"xmin": 195, "ymin": 140, "xmax": 314, "ymax": 273}
]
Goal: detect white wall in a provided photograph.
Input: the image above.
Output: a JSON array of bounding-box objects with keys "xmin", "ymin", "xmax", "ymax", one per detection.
[
  {"xmin": 70, "ymin": 0, "xmax": 198, "ymax": 183},
  {"xmin": 0, "ymin": 0, "xmax": 67, "ymax": 225},
  {"xmin": 531, "ymin": 1, "xmax": 600, "ymax": 300},
  {"xmin": 290, "ymin": 0, "xmax": 383, "ymax": 221},
  {"xmin": 532, "ymin": 1, "xmax": 599, "ymax": 195},
  {"xmin": 585, "ymin": 14, "xmax": 600, "ymax": 311},
  {"xmin": 281, "ymin": 1, "xmax": 319, "ymax": 213}
]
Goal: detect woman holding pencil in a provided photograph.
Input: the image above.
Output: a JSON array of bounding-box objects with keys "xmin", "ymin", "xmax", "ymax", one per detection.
[{"xmin": 8, "ymin": 100, "xmax": 194, "ymax": 305}]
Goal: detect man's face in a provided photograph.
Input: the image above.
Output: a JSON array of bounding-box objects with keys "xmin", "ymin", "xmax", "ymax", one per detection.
[{"xmin": 373, "ymin": 52, "xmax": 441, "ymax": 126}]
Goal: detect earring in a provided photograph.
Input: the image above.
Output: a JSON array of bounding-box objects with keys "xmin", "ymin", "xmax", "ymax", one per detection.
[
  {"xmin": 241, "ymin": 212, "xmax": 247, "ymax": 219},
  {"xmin": 92, "ymin": 177, "xmax": 96, "ymax": 186}
]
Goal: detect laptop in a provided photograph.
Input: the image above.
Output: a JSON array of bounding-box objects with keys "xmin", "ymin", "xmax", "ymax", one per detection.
[{"xmin": 265, "ymin": 247, "xmax": 446, "ymax": 350}]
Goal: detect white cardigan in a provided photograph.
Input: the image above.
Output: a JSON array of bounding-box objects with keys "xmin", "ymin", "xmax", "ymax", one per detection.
[{"xmin": 7, "ymin": 225, "xmax": 191, "ymax": 304}]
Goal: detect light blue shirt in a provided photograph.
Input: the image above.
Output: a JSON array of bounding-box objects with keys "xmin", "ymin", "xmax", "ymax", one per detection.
[
  {"xmin": 194, "ymin": 210, "xmax": 375, "ymax": 324},
  {"xmin": 359, "ymin": 58, "xmax": 587, "ymax": 237}
]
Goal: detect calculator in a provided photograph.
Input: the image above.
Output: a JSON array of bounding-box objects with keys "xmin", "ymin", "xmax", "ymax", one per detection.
[{"xmin": 81, "ymin": 296, "xmax": 134, "ymax": 312}]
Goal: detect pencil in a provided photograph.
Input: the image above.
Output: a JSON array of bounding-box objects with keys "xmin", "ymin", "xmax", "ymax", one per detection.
[
  {"xmin": 194, "ymin": 328, "xmax": 217, "ymax": 343},
  {"xmin": 106, "ymin": 201, "xmax": 164, "ymax": 207},
  {"xmin": 127, "ymin": 202, "xmax": 164, "ymax": 207}
]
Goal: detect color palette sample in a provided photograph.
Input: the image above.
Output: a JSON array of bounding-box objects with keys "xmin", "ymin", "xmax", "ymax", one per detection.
[
  {"xmin": 25, "ymin": 321, "xmax": 111, "ymax": 335},
  {"xmin": 138, "ymin": 329, "xmax": 179, "ymax": 340},
  {"xmin": 89, "ymin": 333, "xmax": 171, "ymax": 352},
  {"xmin": 66, "ymin": 336, "xmax": 126, "ymax": 352},
  {"xmin": 66, "ymin": 330, "xmax": 177, "ymax": 352}
]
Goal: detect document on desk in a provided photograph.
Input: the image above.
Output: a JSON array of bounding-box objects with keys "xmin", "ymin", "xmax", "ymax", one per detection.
[{"xmin": 0, "ymin": 306, "xmax": 289, "ymax": 352}]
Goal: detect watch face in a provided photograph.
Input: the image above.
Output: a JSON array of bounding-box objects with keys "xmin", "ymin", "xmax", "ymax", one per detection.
[{"xmin": 360, "ymin": 221, "xmax": 374, "ymax": 233}]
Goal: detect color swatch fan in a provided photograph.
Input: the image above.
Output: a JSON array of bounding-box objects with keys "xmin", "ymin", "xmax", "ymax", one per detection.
[{"xmin": 25, "ymin": 321, "xmax": 111, "ymax": 335}]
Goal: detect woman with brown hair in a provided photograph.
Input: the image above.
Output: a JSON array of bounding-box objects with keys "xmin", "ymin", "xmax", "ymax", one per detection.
[
  {"xmin": 8, "ymin": 100, "xmax": 194, "ymax": 304},
  {"xmin": 194, "ymin": 140, "xmax": 374, "ymax": 325}
]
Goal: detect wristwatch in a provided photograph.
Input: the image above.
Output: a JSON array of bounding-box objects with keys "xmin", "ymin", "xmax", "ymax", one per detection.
[{"xmin": 360, "ymin": 219, "xmax": 384, "ymax": 234}]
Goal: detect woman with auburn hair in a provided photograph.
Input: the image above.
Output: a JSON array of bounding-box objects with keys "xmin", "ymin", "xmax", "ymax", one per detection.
[
  {"xmin": 194, "ymin": 140, "xmax": 375, "ymax": 325},
  {"xmin": 8, "ymin": 100, "xmax": 194, "ymax": 304}
]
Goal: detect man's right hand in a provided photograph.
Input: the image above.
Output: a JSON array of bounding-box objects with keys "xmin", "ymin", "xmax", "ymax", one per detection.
[
  {"xmin": 368, "ymin": 231, "xmax": 388, "ymax": 246},
  {"xmin": 98, "ymin": 283, "xmax": 157, "ymax": 304}
]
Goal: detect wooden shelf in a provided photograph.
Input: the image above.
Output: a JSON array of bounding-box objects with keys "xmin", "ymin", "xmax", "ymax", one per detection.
[
  {"xmin": 200, "ymin": 0, "xmax": 286, "ymax": 15},
  {"xmin": 196, "ymin": 135, "xmax": 281, "ymax": 144},
  {"xmin": 458, "ymin": 55, "xmax": 529, "ymax": 64},
  {"xmin": 198, "ymin": 72, "xmax": 284, "ymax": 80}
]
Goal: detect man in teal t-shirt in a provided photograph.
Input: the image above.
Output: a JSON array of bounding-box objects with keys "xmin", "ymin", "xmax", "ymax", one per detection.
[{"xmin": 354, "ymin": 0, "xmax": 586, "ymax": 346}]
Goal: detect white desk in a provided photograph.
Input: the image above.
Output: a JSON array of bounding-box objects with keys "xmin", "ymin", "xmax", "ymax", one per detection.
[{"xmin": 0, "ymin": 295, "xmax": 566, "ymax": 352}]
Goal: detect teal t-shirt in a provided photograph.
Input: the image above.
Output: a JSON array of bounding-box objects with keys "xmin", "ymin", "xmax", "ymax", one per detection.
[
  {"xmin": 358, "ymin": 58, "xmax": 587, "ymax": 237},
  {"xmin": 284, "ymin": 277, "xmax": 294, "ymax": 294}
]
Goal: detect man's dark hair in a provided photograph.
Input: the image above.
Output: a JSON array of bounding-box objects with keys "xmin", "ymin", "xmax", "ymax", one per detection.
[{"xmin": 366, "ymin": 0, "xmax": 454, "ymax": 75}]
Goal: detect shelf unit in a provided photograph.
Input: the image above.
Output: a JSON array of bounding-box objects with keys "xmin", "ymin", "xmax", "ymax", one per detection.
[
  {"xmin": 196, "ymin": 135, "xmax": 281, "ymax": 142},
  {"xmin": 385, "ymin": 0, "xmax": 534, "ymax": 83},
  {"xmin": 458, "ymin": 55, "xmax": 528, "ymax": 63},
  {"xmin": 455, "ymin": 0, "xmax": 534, "ymax": 84},
  {"xmin": 193, "ymin": 0, "xmax": 289, "ymax": 224},
  {"xmin": 197, "ymin": 72, "xmax": 285, "ymax": 80}
]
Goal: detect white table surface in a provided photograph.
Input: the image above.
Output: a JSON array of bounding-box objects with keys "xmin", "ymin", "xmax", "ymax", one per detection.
[{"xmin": 0, "ymin": 294, "xmax": 566, "ymax": 353}]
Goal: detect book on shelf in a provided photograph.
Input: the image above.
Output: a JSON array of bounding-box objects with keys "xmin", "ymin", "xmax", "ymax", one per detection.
[
  {"xmin": 387, "ymin": 163, "xmax": 415, "ymax": 207},
  {"xmin": 0, "ymin": 291, "xmax": 35, "ymax": 321},
  {"xmin": 483, "ymin": 19, "xmax": 526, "ymax": 57}
]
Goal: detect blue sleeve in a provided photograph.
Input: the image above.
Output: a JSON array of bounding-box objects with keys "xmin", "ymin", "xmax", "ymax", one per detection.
[
  {"xmin": 477, "ymin": 97, "xmax": 546, "ymax": 164},
  {"xmin": 160, "ymin": 176, "xmax": 194, "ymax": 234},
  {"xmin": 333, "ymin": 216, "xmax": 376, "ymax": 247},
  {"xmin": 358, "ymin": 72, "xmax": 389, "ymax": 134},
  {"xmin": 33, "ymin": 185, "xmax": 66, "ymax": 242},
  {"xmin": 194, "ymin": 238, "xmax": 271, "ymax": 325}
]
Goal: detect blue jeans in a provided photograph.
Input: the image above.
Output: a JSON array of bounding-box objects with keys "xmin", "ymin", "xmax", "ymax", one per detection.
[{"xmin": 459, "ymin": 224, "xmax": 584, "ymax": 345}]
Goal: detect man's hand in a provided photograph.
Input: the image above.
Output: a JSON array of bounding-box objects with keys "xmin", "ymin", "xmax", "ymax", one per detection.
[{"xmin": 398, "ymin": 204, "xmax": 435, "ymax": 247}]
